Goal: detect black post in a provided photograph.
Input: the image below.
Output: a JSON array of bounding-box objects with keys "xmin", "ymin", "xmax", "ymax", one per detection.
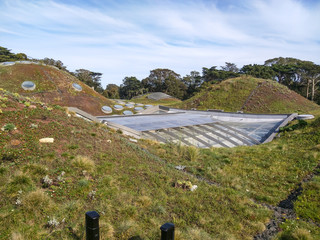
[
  {"xmin": 85, "ymin": 211, "xmax": 100, "ymax": 240},
  {"xmin": 160, "ymin": 222, "xmax": 175, "ymax": 240}
]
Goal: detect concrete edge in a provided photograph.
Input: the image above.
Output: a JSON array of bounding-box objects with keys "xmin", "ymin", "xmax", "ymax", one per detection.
[{"xmin": 262, "ymin": 113, "xmax": 298, "ymax": 144}]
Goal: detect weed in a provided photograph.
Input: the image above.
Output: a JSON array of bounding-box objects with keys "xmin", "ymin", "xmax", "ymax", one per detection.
[
  {"xmin": 22, "ymin": 189, "xmax": 54, "ymax": 214},
  {"xmin": 42, "ymin": 175, "xmax": 53, "ymax": 188},
  {"xmin": 185, "ymin": 146, "xmax": 200, "ymax": 162},
  {"xmin": 68, "ymin": 144, "xmax": 79, "ymax": 150},
  {"xmin": 1, "ymin": 123, "xmax": 16, "ymax": 131}
]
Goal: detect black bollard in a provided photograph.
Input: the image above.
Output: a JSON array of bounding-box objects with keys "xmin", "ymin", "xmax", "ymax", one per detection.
[
  {"xmin": 85, "ymin": 211, "xmax": 100, "ymax": 240},
  {"xmin": 160, "ymin": 222, "xmax": 175, "ymax": 240}
]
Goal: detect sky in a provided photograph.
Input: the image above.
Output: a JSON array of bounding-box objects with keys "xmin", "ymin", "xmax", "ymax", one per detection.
[{"xmin": 1, "ymin": 0, "xmax": 320, "ymax": 87}]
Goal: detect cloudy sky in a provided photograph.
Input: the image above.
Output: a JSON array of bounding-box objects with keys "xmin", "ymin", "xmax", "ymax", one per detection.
[{"xmin": 1, "ymin": 0, "xmax": 320, "ymax": 86}]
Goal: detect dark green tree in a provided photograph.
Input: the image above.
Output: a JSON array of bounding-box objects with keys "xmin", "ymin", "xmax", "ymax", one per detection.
[
  {"xmin": 202, "ymin": 66, "xmax": 239, "ymax": 82},
  {"xmin": 240, "ymin": 64, "xmax": 275, "ymax": 79},
  {"xmin": 103, "ymin": 84, "xmax": 120, "ymax": 99},
  {"xmin": 0, "ymin": 46, "xmax": 28, "ymax": 62},
  {"xmin": 182, "ymin": 71, "xmax": 202, "ymax": 99},
  {"xmin": 74, "ymin": 69, "xmax": 103, "ymax": 93},
  {"xmin": 221, "ymin": 62, "xmax": 239, "ymax": 73},
  {"xmin": 119, "ymin": 76, "xmax": 144, "ymax": 99}
]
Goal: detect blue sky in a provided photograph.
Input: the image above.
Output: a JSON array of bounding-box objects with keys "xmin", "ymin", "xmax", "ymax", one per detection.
[{"xmin": 1, "ymin": 0, "xmax": 320, "ymax": 86}]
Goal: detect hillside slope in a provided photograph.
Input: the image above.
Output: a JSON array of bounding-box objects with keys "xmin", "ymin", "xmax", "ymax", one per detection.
[
  {"xmin": 0, "ymin": 89, "xmax": 272, "ymax": 239},
  {"xmin": 1, "ymin": 89, "xmax": 320, "ymax": 239},
  {"xmin": 175, "ymin": 76, "xmax": 320, "ymax": 114},
  {"xmin": 0, "ymin": 63, "xmax": 113, "ymax": 115}
]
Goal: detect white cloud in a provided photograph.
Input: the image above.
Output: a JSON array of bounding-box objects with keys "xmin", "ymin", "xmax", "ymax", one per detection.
[{"xmin": 0, "ymin": 0, "xmax": 319, "ymax": 86}]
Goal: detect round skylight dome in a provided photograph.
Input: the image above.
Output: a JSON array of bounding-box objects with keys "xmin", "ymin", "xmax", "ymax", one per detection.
[
  {"xmin": 72, "ymin": 83, "xmax": 82, "ymax": 91},
  {"xmin": 21, "ymin": 81, "xmax": 36, "ymax": 90},
  {"xmin": 114, "ymin": 105, "xmax": 124, "ymax": 110},
  {"xmin": 125, "ymin": 103, "xmax": 134, "ymax": 108},
  {"xmin": 123, "ymin": 110, "xmax": 133, "ymax": 115},
  {"xmin": 101, "ymin": 106, "xmax": 112, "ymax": 114},
  {"xmin": 134, "ymin": 107, "xmax": 144, "ymax": 112},
  {"xmin": 145, "ymin": 104, "xmax": 153, "ymax": 108}
]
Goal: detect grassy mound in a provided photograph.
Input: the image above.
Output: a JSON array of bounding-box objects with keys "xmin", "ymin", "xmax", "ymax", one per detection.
[
  {"xmin": 174, "ymin": 76, "xmax": 319, "ymax": 114},
  {"xmin": 0, "ymin": 63, "xmax": 114, "ymax": 115}
]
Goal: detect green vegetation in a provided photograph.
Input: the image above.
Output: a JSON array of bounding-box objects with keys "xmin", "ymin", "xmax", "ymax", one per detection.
[
  {"xmin": 0, "ymin": 63, "xmax": 114, "ymax": 116},
  {"xmin": 0, "ymin": 89, "xmax": 274, "ymax": 239},
  {"xmin": 139, "ymin": 114, "xmax": 320, "ymax": 239},
  {"xmin": 295, "ymin": 175, "xmax": 320, "ymax": 223},
  {"xmin": 130, "ymin": 93, "xmax": 181, "ymax": 106},
  {"xmin": 172, "ymin": 76, "xmax": 320, "ymax": 114}
]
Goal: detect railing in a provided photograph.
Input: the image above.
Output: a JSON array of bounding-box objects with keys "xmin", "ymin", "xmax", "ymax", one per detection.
[{"xmin": 85, "ymin": 211, "xmax": 175, "ymax": 240}]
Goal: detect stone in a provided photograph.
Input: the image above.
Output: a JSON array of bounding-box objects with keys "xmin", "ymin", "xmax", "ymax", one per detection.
[
  {"xmin": 175, "ymin": 165, "xmax": 186, "ymax": 171},
  {"xmin": 39, "ymin": 138, "xmax": 54, "ymax": 143},
  {"xmin": 10, "ymin": 139, "xmax": 21, "ymax": 146},
  {"xmin": 190, "ymin": 185, "xmax": 198, "ymax": 191}
]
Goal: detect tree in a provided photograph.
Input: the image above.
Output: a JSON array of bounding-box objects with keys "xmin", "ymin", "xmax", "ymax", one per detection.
[
  {"xmin": 142, "ymin": 69, "xmax": 181, "ymax": 92},
  {"xmin": 103, "ymin": 84, "xmax": 120, "ymax": 99},
  {"xmin": 74, "ymin": 69, "xmax": 103, "ymax": 93},
  {"xmin": 163, "ymin": 75, "xmax": 187, "ymax": 99},
  {"xmin": 240, "ymin": 64, "xmax": 275, "ymax": 79},
  {"xmin": 221, "ymin": 62, "xmax": 239, "ymax": 73},
  {"xmin": 0, "ymin": 46, "xmax": 28, "ymax": 62},
  {"xmin": 182, "ymin": 71, "xmax": 202, "ymax": 99},
  {"xmin": 119, "ymin": 76, "xmax": 144, "ymax": 99},
  {"xmin": 202, "ymin": 66, "xmax": 239, "ymax": 82},
  {"xmin": 42, "ymin": 58, "xmax": 67, "ymax": 71}
]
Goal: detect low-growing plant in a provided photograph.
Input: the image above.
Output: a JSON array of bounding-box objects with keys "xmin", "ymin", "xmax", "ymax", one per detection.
[
  {"xmin": 1, "ymin": 123, "xmax": 16, "ymax": 132},
  {"xmin": 185, "ymin": 146, "xmax": 200, "ymax": 162},
  {"xmin": 72, "ymin": 155, "xmax": 95, "ymax": 173}
]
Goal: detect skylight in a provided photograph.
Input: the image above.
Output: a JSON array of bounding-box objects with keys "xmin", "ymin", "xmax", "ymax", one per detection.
[
  {"xmin": 21, "ymin": 81, "xmax": 36, "ymax": 90},
  {"xmin": 72, "ymin": 83, "xmax": 82, "ymax": 91}
]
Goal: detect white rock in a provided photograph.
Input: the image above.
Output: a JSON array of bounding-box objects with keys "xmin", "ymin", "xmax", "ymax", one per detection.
[
  {"xmin": 39, "ymin": 138, "xmax": 54, "ymax": 143},
  {"xmin": 190, "ymin": 185, "xmax": 198, "ymax": 191},
  {"xmin": 129, "ymin": 138, "xmax": 138, "ymax": 143}
]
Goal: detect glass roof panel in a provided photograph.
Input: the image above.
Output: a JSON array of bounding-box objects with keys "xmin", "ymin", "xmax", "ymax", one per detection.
[
  {"xmin": 123, "ymin": 110, "xmax": 133, "ymax": 115},
  {"xmin": 21, "ymin": 81, "xmax": 36, "ymax": 90},
  {"xmin": 72, "ymin": 83, "xmax": 82, "ymax": 91},
  {"xmin": 101, "ymin": 106, "xmax": 112, "ymax": 113},
  {"xmin": 125, "ymin": 103, "xmax": 134, "ymax": 108},
  {"xmin": 134, "ymin": 107, "xmax": 144, "ymax": 112},
  {"xmin": 114, "ymin": 105, "xmax": 124, "ymax": 110}
]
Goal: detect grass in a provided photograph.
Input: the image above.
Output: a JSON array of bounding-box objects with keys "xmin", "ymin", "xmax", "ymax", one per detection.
[
  {"xmin": 0, "ymin": 89, "xmax": 273, "ymax": 239},
  {"xmin": 172, "ymin": 76, "xmax": 320, "ymax": 114},
  {"xmin": 139, "ymin": 114, "xmax": 320, "ymax": 239},
  {"xmin": 1, "ymin": 87, "xmax": 320, "ymax": 239},
  {"xmin": 294, "ymin": 175, "xmax": 320, "ymax": 223},
  {"xmin": 130, "ymin": 94, "xmax": 181, "ymax": 106}
]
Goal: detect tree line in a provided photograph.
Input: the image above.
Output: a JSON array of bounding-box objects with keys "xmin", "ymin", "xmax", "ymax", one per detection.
[{"xmin": 1, "ymin": 46, "xmax": 320, "ymax": 104}]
